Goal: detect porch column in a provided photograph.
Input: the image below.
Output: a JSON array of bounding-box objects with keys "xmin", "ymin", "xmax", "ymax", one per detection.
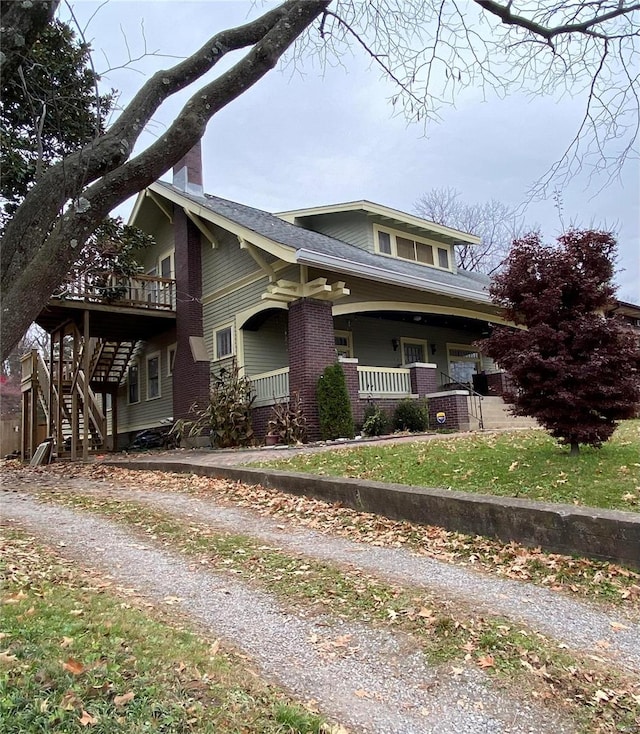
[
  {"xmin": 408, "ymin": 362, "xmax": 438, "ymax": 395},
  {"xmin": 288, "ymin": 298, "xmax": 336, "ymax": 441},
  {"xmin": 173, "ymin": 207, "xmax": 210, "ymax": 418}
]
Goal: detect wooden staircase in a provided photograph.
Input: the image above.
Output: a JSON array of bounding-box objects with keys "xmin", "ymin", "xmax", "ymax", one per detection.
[{"xmin": 21, "ymin": 326, "xmax": 138, "ymax": 460}]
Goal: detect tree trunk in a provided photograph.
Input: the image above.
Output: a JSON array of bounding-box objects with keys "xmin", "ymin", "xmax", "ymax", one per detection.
[
  {"xmin": 570, "ymin": 441, "xmax": 580, "ymax": 456},
  {"xmin": 0, "ymin": 0, "xmax": 329, "ymax": 362}
]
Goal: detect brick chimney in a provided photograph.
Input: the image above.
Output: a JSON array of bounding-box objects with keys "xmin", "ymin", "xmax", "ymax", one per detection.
[{"xmin": 173, "ymin": 140, "xmax": 204, "ymax": 196}]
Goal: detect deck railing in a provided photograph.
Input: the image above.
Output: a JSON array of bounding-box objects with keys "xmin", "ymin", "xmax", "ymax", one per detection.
[
  {"xmin": 357, "ymin": 366, "xmax": 411, "ymax": 396},
  {"xmin": 251, "ymin": 367, "xmax": 290, "ymax": 407},
  {"xmin": 54, "ymin": 273, "xmax": 176, "ymax": 311}
]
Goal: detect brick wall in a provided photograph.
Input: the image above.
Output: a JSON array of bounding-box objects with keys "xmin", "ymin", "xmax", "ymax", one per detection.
[
  {"xmin": 288, "ymin": 298, "xmax": 336, "ymax": 441},
  {"xmin": 427, "ymin": 392, "xmax": 470, "ymax": 431},
  {"xmin": 173, "ymin": 208, "xmax": 210, "ymax": 418},
  {"xmin": 409, "ymin": 364, "xmax": 438, "ymax": 395}
]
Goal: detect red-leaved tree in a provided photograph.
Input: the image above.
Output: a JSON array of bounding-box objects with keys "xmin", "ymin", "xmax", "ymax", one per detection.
[{"xmin": 481, "ymin": 230, "xmax": 640, "ymax": 455}]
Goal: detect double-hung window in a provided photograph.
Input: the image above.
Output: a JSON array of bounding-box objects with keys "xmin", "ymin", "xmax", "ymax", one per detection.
[{"xmin": 146, "ymin": 353, "xmax": 160, "ymax": 399}]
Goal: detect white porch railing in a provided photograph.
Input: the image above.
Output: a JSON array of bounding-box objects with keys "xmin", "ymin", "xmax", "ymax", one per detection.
[
  {"xmin": 251, "ymin": 367, "xmax": 290, "ymax": 407},
  {"xmin": 250, "ymin": 365, "xmax": 413, "ymax": 406},
  {"xmin": 357, "ymin": 366, "xmax": 411, "ymax": 396}
]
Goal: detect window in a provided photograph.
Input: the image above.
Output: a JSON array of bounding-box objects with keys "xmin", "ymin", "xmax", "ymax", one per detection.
[
  {"xmin": 400, "ymin": 338, "xmax": 427, "ymax": 365},
  {"xmin": 378, "ymin": 230, "xmax": 392, "ymax": 254},
  {"xmin": 448, "ymin": 344, "xmax": 481, "ymax": 384},
  {"xmin": 128, "ymin": 363, "xmax": 139, "ymax": 404},
  {"xmin": 334, "ymin": 330, "xmax": 353, "ymax": 358},
  {"xmin": 374, "ymin": 225, "xmax": 452, "ymax": 271},
  {"xmin": 167, "ymin": 344, "xmax": 177, "ymax": 376},
  {"xmin": 146, "ymin": 353, "xmax": 160, "ymax": 399},
  {"xmin": 214, "ymin": 325, "xmax": 234, "ymax": 360}
]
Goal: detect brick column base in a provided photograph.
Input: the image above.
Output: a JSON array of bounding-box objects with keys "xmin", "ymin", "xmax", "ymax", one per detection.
[
  {"xmin": 408, "ymin": 362, "xmax": 438, "ymax": 395},
  {"xmin": 288, "ymin": 298, "xmax": 336, "ymax": 441},
  {"xmin": 427, "ymin": 391, "xmax": 470, "ymax": 431}
]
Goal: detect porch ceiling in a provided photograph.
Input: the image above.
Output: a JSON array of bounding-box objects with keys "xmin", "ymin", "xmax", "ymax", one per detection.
[
  {"xmin": 36, "ymin": 300, "xmax": 175, "ymax": 341},
  {"xmin": 362, "ymin": 310, "xmax": 491, "ymax": 332}
]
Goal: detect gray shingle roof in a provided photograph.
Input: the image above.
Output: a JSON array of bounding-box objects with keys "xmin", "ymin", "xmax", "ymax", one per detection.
[{"xmin": 155, "ymin": 182, "xmax": 490, "ymax": 302}]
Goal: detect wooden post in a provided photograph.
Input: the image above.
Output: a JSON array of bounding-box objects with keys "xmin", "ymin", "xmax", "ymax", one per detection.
[
  {"xmin": 29, "ymin": 350, "xmax": 38, "ymax": 459},
  {"xmin": 111, "ymin": 387, "xmax": 118, "ymax": 452},
  {"xmin": 71, "ymin": 327, "xmax": 79, "ymax": 460},
  {"xmin": 82, "ymin": 310, "xmax": 90, "ymax": 461},
  {"xmin": 48, "ymin": 336, "xmax": 55, "ymax": 439},
  {"xmin": 56, "ymin": 328, "xmax": 64, "ymax": 455}
]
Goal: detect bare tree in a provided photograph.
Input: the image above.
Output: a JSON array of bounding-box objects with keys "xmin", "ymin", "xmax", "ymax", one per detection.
[
  {"xmin": 415, "ymin": 187, "xmax": 527, "ymax": 273},
  {"xmin": 2, "ymin": 0, "xmax": 638, "ymax": 360}
]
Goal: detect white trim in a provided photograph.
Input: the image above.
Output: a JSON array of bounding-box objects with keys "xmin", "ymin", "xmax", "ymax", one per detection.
[
  {"xmin": 334, "ymin": 329, "xmax": 353, "ymax": 358},
  {"xmin": 213, "ymin": 321, "xmax": 235, "ymax": 362},
  {"xmin": 426, "ymin": 390, "xmax": 470, "ymax": 397},
  {"xmin": 276, "ymin": 200, "xmax": 481, "ymax": 246},
  {"xmin": 400, "ymin": 337, "xmax": 428, "ymax": 366},
  {"xmin": 373, "ymin": 223, "xmax": 452, "ymax": 272},
  {"xmin": 297, "ymin": 249, "xmax": 491, "ymax": 303},
  {"xmin": 158, "ymin": 248, "xmax": 175, "ymax": 279},
  {"xmin": 167, "ymin": 343, "xmax": 177, "ymax": 377},
  {"xmin": 146, "ymin": 182, "xmax": 297, "ymax": 263},
  {"xmin": 332, "ymin": 301, "xmax": 513, "ymax": 326},
  {"xmin": 338, "ymin": 357, "xmax": 359, "ymax": 364},
  {"xmin": 404, "ymin": 362, "xmax": 437, "ymax": 369},
  {"xmin": 145, "ymin": 351, "xmax": 161, "ymax": 401}
]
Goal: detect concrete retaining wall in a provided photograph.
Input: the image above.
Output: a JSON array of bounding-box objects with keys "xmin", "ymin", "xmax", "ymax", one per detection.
[{"xmin": 110, "ymin": 460, "xmax": 640, "ymax": 570}]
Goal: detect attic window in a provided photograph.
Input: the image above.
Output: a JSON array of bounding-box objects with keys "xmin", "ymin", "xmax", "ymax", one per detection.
[{"xmin": 374, "ymin": 225, "xmax": 451, "ymax": 271}]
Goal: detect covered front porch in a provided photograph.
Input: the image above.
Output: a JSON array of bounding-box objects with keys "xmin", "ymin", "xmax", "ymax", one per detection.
[{"xmin": 241, "ymin": 302, "xmax": 513, "ymax": 437}]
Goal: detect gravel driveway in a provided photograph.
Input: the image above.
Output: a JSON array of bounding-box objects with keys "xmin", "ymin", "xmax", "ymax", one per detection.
[{"xmin": 3, "ymin": 467, "xmax": 638, "ymax": 733}]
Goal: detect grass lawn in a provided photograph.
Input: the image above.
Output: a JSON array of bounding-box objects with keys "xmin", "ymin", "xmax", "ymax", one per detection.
[
  {"xmin": 259, "ymin": 420, "xmax": 640, "ymax": 511},
  {"xmin": 0, "ymin": 529, "xmax": 326, "ymax": 734}
]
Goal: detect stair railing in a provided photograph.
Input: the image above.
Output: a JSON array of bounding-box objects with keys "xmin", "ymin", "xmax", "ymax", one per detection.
[{"xmin": 439, "ymin": 371, "xmax": 484, "ymax": 430}]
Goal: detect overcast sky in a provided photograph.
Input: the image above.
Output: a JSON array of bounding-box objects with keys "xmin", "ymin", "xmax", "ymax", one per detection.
[{"xmin": 66, "ymin": 0, "xmax": 639, "ymax": 303}]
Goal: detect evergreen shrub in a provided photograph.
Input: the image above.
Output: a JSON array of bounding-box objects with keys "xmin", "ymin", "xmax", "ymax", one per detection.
[{"xmin": 316, "ymin": 364, "xmax": 354, "ymax": 440}]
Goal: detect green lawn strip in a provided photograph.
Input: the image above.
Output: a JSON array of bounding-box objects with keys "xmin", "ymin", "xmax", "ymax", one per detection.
[
  {"xmin": 0, "ymin": 527, "xmax": 327, "ymax": 734},
  {"xmin": 42, "ymin": 490, "xmax": 640, "ymax": 733},
  {"xmin": 13, "ymin": 459, "xmax": 640, "ymax": 607},
  {"xmin": 256, "ymin": 421, "xmax": 640, "ymax": 512}
]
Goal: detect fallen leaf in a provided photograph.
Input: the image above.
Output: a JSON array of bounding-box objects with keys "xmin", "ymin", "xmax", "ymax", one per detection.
[
  {"xmin": 609, "ymin": 621, "xmax": 628, "ymax": 631},
  {"xmin": 60, "ymin": 637, "xmax": 74, "ymax": 649},
  {"xmin": 113, "ymin": 692, "xmax": 135, "ymax": 707},
  {"xmin": 477, "ymin": 655, "xmax": 495, "ymax": 669},
  {"xmin": 78, "ymin": 710, "xmax": 98, "ymax": 726},
  {"xmin": 62, "ymin": 658, "xmax": 85, "ymax": 675}
]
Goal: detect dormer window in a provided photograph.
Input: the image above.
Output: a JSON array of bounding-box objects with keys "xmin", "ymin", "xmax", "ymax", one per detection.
[{"xmin": 374, "ymin": 225, "xmax": 451, "ymax": 271}]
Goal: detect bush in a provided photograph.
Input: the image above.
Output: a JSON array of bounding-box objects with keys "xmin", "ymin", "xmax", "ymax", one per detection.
[
  {"xmin": 267, "ymin": 391, "xmax": 307, "ymax": 445},
  {"xmin": 393, "ymin": 398, "xmax": 429, "ymax": 432},
  {"xmin": 361, "ymin": 403, "xmax": 389, "ymax": 437},
  {"xmin": 316, "ymin": 363, "xmax": 354, "ymax": 440},
  {"xmin": 170, "ymin": 361, "xmax": 255, "ymax": 448}
]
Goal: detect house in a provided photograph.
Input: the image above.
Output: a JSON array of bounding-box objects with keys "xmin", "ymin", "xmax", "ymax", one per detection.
[{"xmin": 21, "ymin": 143, "xmax": 535, "ymax": 458}]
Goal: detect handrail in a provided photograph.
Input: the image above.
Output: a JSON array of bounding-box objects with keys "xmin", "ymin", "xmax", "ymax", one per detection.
[
  {"xmin": 439, "ymin": 371, "xmax": 484, "ymax": 429},
  {"xmin": 53, "ymin": 272, "xmax": 176, "ymax": 311}
]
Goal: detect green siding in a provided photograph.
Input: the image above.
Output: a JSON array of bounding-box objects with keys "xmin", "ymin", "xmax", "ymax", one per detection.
[
  {"xmin": 115, "ymin": 330, "xmax": 176, "ymax": 434},
  {"xmin": 243, "ymin": 311, "xmax": 288, "ymax": 376},
  {"xmin": 297, "ymin": 211, "xmax": 372, "ymax": 252}
]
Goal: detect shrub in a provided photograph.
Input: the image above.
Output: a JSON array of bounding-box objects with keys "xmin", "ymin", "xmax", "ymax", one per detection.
[
  {"xmin": 170, "ymin": 361, "xmax": 255, "ymax": 448},
  {"xmin": 393, "ymin": 398, "xmax": 429, "ymax": 432},
  {"xmin": 316, "ymin": 363, "xmax": 354, "ymax": 440},
  {"xmin": 361, "ymin": 403, "xmax": 389, "ymax": 437},
  {"xmin": 267, "ymin": 391, "xmax": 307, "ymax": 445}
]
